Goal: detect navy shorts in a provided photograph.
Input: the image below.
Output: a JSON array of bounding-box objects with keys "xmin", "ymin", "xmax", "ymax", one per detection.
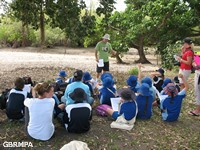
[{"xmin": 96, "ymin": 62, "xmax": 109, "ymax": 73}]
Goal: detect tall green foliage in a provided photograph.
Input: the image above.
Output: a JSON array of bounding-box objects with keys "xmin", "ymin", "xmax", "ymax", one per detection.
[
  {"xmin": 49, "ymin": 0, "xmax": 82, "ymax": 46},
  {"xmin": 97, "ymin": 0, "xmax": 200, "ymax": 65},
  {"xmin": 0, "ymin": 17, "xmax": 36, "ymax": 46}
]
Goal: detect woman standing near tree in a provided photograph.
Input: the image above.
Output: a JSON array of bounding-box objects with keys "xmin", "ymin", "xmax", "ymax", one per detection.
[{"xmin": 176, "ymin": 37, "xmax": 194, "ymax": 83}]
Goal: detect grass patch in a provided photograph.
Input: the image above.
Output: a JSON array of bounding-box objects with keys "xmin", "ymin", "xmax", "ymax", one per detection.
[{"xmin": 0, "ymin": 67, "xmax": 200, "ymax": 149}]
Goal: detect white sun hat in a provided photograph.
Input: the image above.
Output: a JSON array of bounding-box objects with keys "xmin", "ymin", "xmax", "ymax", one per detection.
[{"xmin": 102, "ymin": 34, "xmax": 110, "ymax": 40}]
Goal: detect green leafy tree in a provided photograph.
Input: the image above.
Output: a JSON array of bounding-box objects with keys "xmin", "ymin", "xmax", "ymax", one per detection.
[
  {"xmin": 10, "ymin": 0, "xmax": 57, "ymax": 47},
  {"xmin": 10, "ymin": 0, "xmax": 38, "ymax": 47},
  {"xmin": 104, "ymin": 0, "xmax": 200, "ymax": 65},
  {"xmin": 48, "ymin": 0, "xmax": 87, "ymax": 46}
]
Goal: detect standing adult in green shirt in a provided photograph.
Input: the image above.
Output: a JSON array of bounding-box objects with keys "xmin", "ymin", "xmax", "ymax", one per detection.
[{"xmin": 95, "ymin": 34, "xmax": 116, "ymax": 80}]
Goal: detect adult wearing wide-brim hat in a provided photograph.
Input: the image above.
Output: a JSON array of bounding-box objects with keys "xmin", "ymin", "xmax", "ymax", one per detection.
[
  {"xmin": 136, "ymin": 83, "xmax": 154, "ymax": 119},
  {"xmin": 95, "ymin": 33, "xmax": 117, "ymax": 81}
]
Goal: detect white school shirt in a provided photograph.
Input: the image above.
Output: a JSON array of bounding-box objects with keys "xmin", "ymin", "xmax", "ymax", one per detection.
[{"xmin": 24, "ymin": 98, "xmax": 55, "ymax": 141}]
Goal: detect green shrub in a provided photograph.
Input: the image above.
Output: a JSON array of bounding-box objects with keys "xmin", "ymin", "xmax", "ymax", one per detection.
[
  {"xmin": 0, "ymin": 21, "xmax": 22, "ymax": 44},
  {"xmin": 159, "ymin": 41, "xmax": 181, "ymax": 70},
  {"xmin": 33, "ymin": 26, "xmax": 66, "ymax": 47},
  {"xmin": 128, "ymin": 67, "xmax": 138, "ymax": 76},
  {"xmin": 0, "ymin": 17, "xmax": 36, "ymax": 46}
]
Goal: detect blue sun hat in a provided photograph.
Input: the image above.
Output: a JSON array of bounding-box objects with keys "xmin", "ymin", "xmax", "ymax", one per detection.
[
  {"xmin": 162, "ymin": 78, "xmax": 172, "ymax": 88},
  {"xmin": 101, "ymin": 72, "xmax": 113, "ymax": 81},
  {"xmin": 83, "ymin": 72, "xmax": 92, "ymax": 82},
  {"xmin": 126, "ymin": 75, "xmax": 137, "ymax": 87},
  {"xmin": 163, "ymin": 83, "xmax": 178, "ymax": 96},
  {"xmin": 59, "ymin": 70, "xmax": 67, "ymax": 77},
  {"xmin": 138, "ymin": 83, "xmax": 152, "ymax": 96},
  {"xmin": 102, "ymin": 77, "xmax": 114, "ymax": 88},
  {"xmin": 141, "ymin": 77, "xmax": 152, "ymax": 87}
]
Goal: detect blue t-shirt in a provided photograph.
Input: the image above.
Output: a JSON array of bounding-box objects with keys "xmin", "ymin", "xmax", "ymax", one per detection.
[
  {"xmin": 136, "ymin": 95, "xmax": 154, "ymax": 119},
  {"xmin": 64, "ymin": 81, "xmax": 91, "ymax": 105},
  {"xmin": 120, "ymin": 101, "xmax": 137, "ymax": 120},
  {"xmin": 160, "ymin": 89, "xmax": 186, "ymax": 122},
  {"xmin": 99, "ymin": 87, "xmax": 116, "ymax": 106}
]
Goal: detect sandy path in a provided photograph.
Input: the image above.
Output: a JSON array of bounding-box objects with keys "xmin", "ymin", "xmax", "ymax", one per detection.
[{"xmin": 0, "ymin": 47, "xmax": 160, "ymax": 74}]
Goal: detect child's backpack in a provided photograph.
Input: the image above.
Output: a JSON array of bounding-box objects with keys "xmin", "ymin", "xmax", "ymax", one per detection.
[
  {"xmin": 0, "ymin": 89, "xmax": 11, "ymax": 110},
  {"xmin": 95, "ymin": 104, "xmax": 112, "ymax": 117}
]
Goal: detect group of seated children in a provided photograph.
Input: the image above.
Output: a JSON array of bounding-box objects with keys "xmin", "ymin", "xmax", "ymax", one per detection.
[
  {"xmin": 3, "ymin": 66, "xmax": 189, "ymax": 141},
  {"xmin": 97, "ymin": 65, "xmax": 189, "ymax": 125}
]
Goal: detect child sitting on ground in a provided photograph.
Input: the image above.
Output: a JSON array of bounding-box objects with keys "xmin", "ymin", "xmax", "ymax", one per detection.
[
  {"xmin": 153, "ymin": 77, "xmax": 173, "ymax": 107},
  {"xmin": 96, "ymin": 72, "xmax": 115, "ymax": 90},
  {"xmin": 82, "ymin": 72, "xmax": 96, "ymax": 96},
  {"xmin": 173, "ymin": 76, "xmax": 181, "ymax": 92},
  {"xmin": 56, "ymin": 70, "xmax": 67, "ymax": 84},
  {"xmin": 106, "ymin": 88, "xmax": 137, "ymax": 130},
  {"xmin": 99, "ymin": 77, "xmax": 116, "ymax": 106},
  {"xmin": 160, "ymin": 74, "xmax": 189, "ymax": 122},
  {"xmin": 126, "ymin": 75, "xmax": 138, "ymax": 93},
  {"xmin": 63, "ymin": 88, "xmax": 92, "ymax": 133},
  {"xmin": 6, "ymin": 77, "xmax": 32, "ymax": 121},
  {"xmin": 141, "ymin": 77, "xmax": 156, "ymax": 100},
  {"xmin": 150, "ymin": 68, "xmax": 165, "ymax": 92},
  {"xmin": 136, "ymin": 83, "xmax": 154, "ymax": 119}
]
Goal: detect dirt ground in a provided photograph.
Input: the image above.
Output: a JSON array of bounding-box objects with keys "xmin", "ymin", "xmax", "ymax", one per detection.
[{"xmin": 0, "ymin": 47, "xmax": 159, "ymax": 92}]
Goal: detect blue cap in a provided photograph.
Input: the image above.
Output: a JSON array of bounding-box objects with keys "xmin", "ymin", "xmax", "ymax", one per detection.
[
  {"xmin": 59, "ymin": 70, "xmax": 67, "ymax": 77},
  {"xmin": 102, "ymin": 77, "xmax": 114, "ymax": 88},
  {"xmin": 141, "ymin": 77, "xmax": 152, "ymax": 87},
  {"xmin": 138, "ymin": 83, "xmax": 152, "ymax": 96},
  {"xmin": 162, "ymin": 78, "xmax": 172, "ymax": 88},
  {"xmin": 126, "ymin": 75, "xmax": 137, "ymax": 87},
  {"xmin": 83, "ymin": 72, "xmax": 92, "ymax": 82}
]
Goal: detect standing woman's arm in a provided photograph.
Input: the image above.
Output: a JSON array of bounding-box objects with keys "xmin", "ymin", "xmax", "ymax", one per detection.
[{"xmin": 179, "ymin": 56, "xmax": 193, "ymax": 65}]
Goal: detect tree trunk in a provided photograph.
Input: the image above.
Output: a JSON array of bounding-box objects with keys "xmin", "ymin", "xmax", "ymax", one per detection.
[
  {"xmin": 40, "ymin": 3, "xmax": 45, "ymax": 48},
  {"xmin": 21, "ymin": 22, "xmax": 26, "ymax": 47},
  {"xmin": 135, "ymin": 37, "xmax": 151, "ymax": 64},
  {"xmin": 115, "ymin": 52, "xmax": 124, "ymax": 64}
]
